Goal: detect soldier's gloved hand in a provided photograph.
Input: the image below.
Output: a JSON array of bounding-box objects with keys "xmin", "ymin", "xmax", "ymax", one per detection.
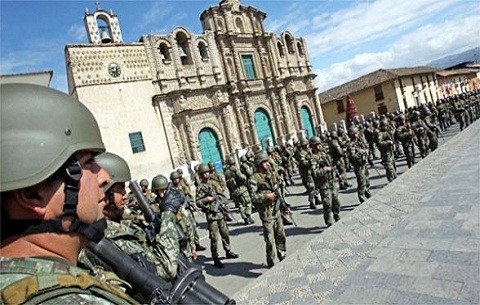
[{"xmin": 159, "ymin": 190, "xmax": 185, "ymax": 214}]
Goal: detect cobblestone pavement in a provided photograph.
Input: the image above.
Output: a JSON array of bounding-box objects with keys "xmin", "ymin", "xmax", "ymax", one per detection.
[{"xmin": 230, "ymin": 120, "xmax": 479, "ymax": 304}]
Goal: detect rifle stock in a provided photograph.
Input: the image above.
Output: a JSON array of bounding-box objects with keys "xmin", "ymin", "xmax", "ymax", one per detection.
[{"xmin": 87, "ymin": 238, "xmax": 235, "ymax": 305}]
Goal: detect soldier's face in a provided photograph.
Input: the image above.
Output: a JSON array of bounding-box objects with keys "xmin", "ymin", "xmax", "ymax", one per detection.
[
  {"xmin": 261, "ymin": 160, "xmax": 270, "ymax": 171},
  {"xmin": 111, "ymin": 182, "xmax": 127, "ymax": 213},
  {"xmin": 202, "ymin": 171, "xmax": 210, "ymax": 180},
  {"xmin": 156, "ymin": 188, "xmax": 167, "ymax": 199}
]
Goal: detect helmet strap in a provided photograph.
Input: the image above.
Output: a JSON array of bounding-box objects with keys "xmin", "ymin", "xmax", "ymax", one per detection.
[{"xmin": 1, "ymin": 156, "xmax": 107, "ymax": 243}]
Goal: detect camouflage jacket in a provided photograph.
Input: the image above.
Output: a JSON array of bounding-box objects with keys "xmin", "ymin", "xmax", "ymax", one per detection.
[
  {"xmin": 0, "ymin": 256, "xmax": 136, "ymax": 304},
  {"xmin": 79, "ymin": 214, "xmax": 179, "ymax": 283},
  {"xmin": 310, "ymin": 151, "xmax": 335, "ymax": 189},
  {"xmin": 196, "ymin": 179, "xmax": 227, "ymax": 221},
  {"xmin": 248, "ymin": 170, "xmax": 281, "ymax": 221},
  {"xmin": 224, "ymin": 164, "xmax": 248, "ymax": 196}
]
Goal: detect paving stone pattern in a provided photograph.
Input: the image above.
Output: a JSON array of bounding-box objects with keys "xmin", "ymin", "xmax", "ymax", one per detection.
[{"xmin": 233, "ymin": 121, "xmax": 479, "ymax": 304}]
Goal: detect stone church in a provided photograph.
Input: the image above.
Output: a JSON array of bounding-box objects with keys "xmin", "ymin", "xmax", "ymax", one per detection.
[{"xmin": 65, "ymin": 0, "xmax": 325, "ymax": 179}]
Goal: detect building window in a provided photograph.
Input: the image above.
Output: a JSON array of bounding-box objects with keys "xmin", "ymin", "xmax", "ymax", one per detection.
[
  {"xmin": 242, "ymin": 55, "xmax": 257, "ymax": 80},
  {"xmin": 336, "ymin": 99, "xmax": 345, "ymax": 113},
  {"xmin": 374, "ymin": 85, "xmax": 384, "ymax": 101},
  {"xmin": 377, "ymin": 104, "xmax": 388, "ymax": 115},
  {"xmin": 198, "ymin": 41, "xmax": 209, "ymax": 60},
  {"xmin": 277, "ymin": 42, "xmax": 285, "ymax": 57},
  {"xmin": 129, "ymin": 132, "xmax": 145, "ymax": 154}
]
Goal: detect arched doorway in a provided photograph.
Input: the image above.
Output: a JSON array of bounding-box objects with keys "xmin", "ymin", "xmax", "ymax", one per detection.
[
  {"xmin": 254, "ymin": 108, "xmax": 275, "ymax": 150},
  {"xmin": 300, "ymin": 106, "xmax": 314, "ymax": 138},
  {"xmin": 198, "ymin": 128, "xmax": 223, "ymax": 172}
]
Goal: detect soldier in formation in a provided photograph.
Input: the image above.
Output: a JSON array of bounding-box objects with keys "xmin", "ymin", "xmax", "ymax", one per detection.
[
  {"xmin": 346, "ymin": 128, "xmax": 372, "ymax": 203},
  {"xmin": 248, "ymin": 151, "xmax": 287, "ymax": 268},
  {"xmin": 224, "ymin": 156, "xmax": 255, "ymax": 225},
  {"xmin": 195, "ymin": 163, "xmax": 239, "ymax": 268}
]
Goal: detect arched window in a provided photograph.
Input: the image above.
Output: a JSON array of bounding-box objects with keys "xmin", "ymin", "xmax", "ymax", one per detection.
[
  {"xmin": 285, "ymin": 35, "xmax": 294, "ymax": 54},
  {"xmin": 235, "ymin": 17, "xmax": 244, "ymax": 33},
  {"xmin": 176, "ymin": 32, "xmax": 192, "ymax": 65},
  {"xmin": 216, "ymin": 17, "xmax": 225, "ymax": 32},
  {"xmin": 158, "ymin": 42, "xmax": 171, "ymax": 62},
  {"xmin": 198, "ymin": 41, "xmax": 209, "ymax": 60},
  {"xmin": 297, "ymin": 42, "xmax": 304, "ymax": 57},
  {"xmin": 277, "ymin": 42, "xmax": 285, "ymax": 57}
]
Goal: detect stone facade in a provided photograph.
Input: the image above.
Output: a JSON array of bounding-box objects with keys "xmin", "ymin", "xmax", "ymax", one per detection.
[{"xmin": 65, "ymin": 0, "xmax": 325, "ymax": 179}]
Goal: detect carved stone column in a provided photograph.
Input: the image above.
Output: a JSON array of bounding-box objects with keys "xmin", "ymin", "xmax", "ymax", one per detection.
[{"xmin": 278, "ymin": 87, "xmax": 295, "ymax": 137}]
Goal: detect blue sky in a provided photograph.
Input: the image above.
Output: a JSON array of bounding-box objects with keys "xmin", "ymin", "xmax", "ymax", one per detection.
[{"xmin": 1, "ymin": 0, "xmax": 479, "ymax": 93}]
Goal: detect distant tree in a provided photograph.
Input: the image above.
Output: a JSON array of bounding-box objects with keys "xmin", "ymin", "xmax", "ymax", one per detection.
[{"xmin": 345, "ymin": 94, "xmax": 359, "ymax": 129}]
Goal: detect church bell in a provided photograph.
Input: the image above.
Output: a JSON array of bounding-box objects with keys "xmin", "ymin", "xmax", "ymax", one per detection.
[
  {"xmin": 178, "ymin": 46, "xmax": 188, "ymax": 59},
  {"xmin": 100, "ymin": 29, "xmax": 112, "ymax": 43}
]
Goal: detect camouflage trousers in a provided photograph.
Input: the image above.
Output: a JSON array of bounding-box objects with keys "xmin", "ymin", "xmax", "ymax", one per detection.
[
  {"xmin": 207, "ymin": 218, "xmax": 231, "ymax": 259},
  {"xmin": 232, "ymin": 191, "xmax": 253, "ymax": 221},
  {"xmin": 334, "ymin": 158, "xmax": 348, "ymax": 188},
  {"xmin": 353, "ymin": 165, "xmax": 371, "ymax": 203},
  {"xmin": 417, "ymin": 137, "xmax": 429, "ymax": 158},
  {"xmin": 383, "ymin": 157, "xmax": 397, "ymax": 182},
  {"xmin": 259, "ymin": 210, "xmax": 286, "ymax": 266},
  {"xmin": 401, "ymin": 141, "xmax": 416, "ymax": 168},
  {"xmin": 319, "ymin": 186, "xmax": 341, "ymax": 227}
]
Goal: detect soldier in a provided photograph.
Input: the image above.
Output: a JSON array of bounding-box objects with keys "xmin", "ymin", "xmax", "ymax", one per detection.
[
  {"xmin": 80, "ymin": 152, "xmax": 181, "ymax": 283},
  {"xmin": 330, "ymin": 131, "xmax": 351, "ymax": 190},
  {"xmin": 395, "ymin": 114, "xmax": 416, "ymax": 168},
  {"xmin": 377, "ymin": 119, "xmax": 397, "ymax": 182},
  {"xmin": 296, "ymin": 138, "xmax": 315, "ymax": 202},
  {"xmin": 307, "ymin": 137, "xmax": 324, "ymax": 209},
  {"xmin": 249, "ymin": 151, "xmax": 287, "ymax": 268},
  {"xmin": 346, "ymin": 129, "xmax": 372, "ymax": 203},
  {"xmin": 0, "ymin": 83, "xmax": 135, "ymax": 303},
  {"xmin": 240, "ymin": 151, "xmax": 256, "ymax": 180},
  {"xmin": 224, "ymin": 156, "xmax": 254, "ymax": 225},
  {"xmin": 169, "ymin": 170, "xmax": 205, "ymax": 254},
  {"xmin": 196, "ymin": 164, "xmax": 239, "ymax": 268},
  {"xmin": 310, "ymin": 137, "xmax": 342, "ymax": 227},
  {"xmin": 410, "ymin": 111, "xmax": 429, "ymax": 158}
]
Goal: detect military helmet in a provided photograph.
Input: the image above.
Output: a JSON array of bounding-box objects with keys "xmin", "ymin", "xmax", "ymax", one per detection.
[
  {"xmin": 139, "ymin": 179, "xmax": 149, "ymax": 187},
  {"xmin": 170, "ymin": 170, "xmax": 181, "ymax": 180},
  {"xmin": 240, "ymin": 155, "xmax": 247, "ymax": 162},
  {"xmin": 226, "ymin": 156, "xmax": 236, "ymax": 165},
  {"xmin": 0, "ymin": 83, "xmax": 105, "ymax": 192},
  {"xmin": 177, "ymin": 168, "xmax": 183, "ymax": 175},
  {"xmin": 267, "ymin": 146, "xmax": 275, "ymax": 153},
  {"xmin": 299, "ymin": 138, "xmax": 309, "ymax": 146},
  {"xmin": 246, "ymin": 150, "xmax": 254, "ymax": 159},
  {"xmin": 348, "ymin": 127, "xmax": 358, "ymax": 138},
  {"xmin": 151, "ymin": 175, "xmax": 169, "ymax": 192},
  {"xmin": 380, "ymin": 119, "xmax": 389, "ymax": 127},
  {"xmin": 309, "ymin": 136, "xmax": 321, "ymax": 145},
  {"xmin": 254, "ymin": 151, "xmax": 269, "ymax": 166},
  {"xmin": 198, "ymin": 163, "xmax": 210, "ymax": 174},
  {"xmin": 330, "ymin": 131, "xmax": 338, "ymax": 138},
  {"xmin": 95, "ymin": 152, "xmax": 131, "ymax": 191}
]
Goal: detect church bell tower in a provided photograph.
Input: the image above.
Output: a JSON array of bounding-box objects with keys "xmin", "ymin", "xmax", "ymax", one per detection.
[{"xmin": 84, "ymin": 3, "xmax": 123, "ymax": 44}]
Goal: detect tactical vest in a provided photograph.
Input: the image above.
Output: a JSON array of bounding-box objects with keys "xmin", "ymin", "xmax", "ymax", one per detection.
[{"xmin": 1, "ymin": 257, "xmax": 137, "ymax": 304}]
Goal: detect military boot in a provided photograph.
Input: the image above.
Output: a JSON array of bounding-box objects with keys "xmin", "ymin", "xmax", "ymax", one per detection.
[
  {"xmin": 225, "ymin": 250, "xmax": 239, "ymax": 259},
  {"xmin": 195, "ymin": 243, "xmax": 206, "ymax": 251},
  {"xmin": 282, "ymin": 216, "xmax": 293, "ymax": 225},
  {"xmin": 213, "ymin": 258, "xmax": 224, "ymax": 268},
  {"xmin": 334, "ymin": 214, "xmax": 341, "ymax": 222},
  {"xmin": 309, "ymin": 201, "xmax": 317, "ymax": 209},
  {"xmin": 365, "ymin": 190, "xmax": 372, "ymax": 198},
  {"xmin": 247, "ymin": 216, "xmax": 255, "ymax": 224},
  {"xmin": 277, "ymin": 250, "xmax": 286, "ymax": 261}
]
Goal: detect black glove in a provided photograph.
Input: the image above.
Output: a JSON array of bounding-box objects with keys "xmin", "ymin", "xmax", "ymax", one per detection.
[{"xmin": 159, "ymin": 189, "xmax": 185, "ymax": 214}]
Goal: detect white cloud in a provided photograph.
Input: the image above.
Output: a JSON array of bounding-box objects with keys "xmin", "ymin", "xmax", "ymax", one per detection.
[
  {"xmin": 303, "ymin": 0, "xmax": 456, "ymax": 56},
  {"xmin": 314, "ymin": 12, "xmax": 480, "ymax": 92},
  {"xmin": 68, "ymin": 24, "xmax": 87, "ymax": 42}
]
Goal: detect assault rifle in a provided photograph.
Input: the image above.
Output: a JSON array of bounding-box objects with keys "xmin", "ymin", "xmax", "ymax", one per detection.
[
  {"xmin": 208, "ymin": 185, "xmax": 239, "ymax": 223},
  {"xmin": 87, "ymin": 238, "xmax": 235, "ymax": 305},
  {"xmin": 268, "ymin": 179, "xmax": 297, "ymax": 227}
]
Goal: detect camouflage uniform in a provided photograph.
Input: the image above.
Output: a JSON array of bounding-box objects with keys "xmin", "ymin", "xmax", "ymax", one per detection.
[
  {"xmin": 249, "ymin": 152, "xmax": 287, "ymax": 268},
  {"xmin": 395, "ymin": 117, "xmax": 416, "ymax": 168},
  {"xmin": 377, "ymin": 121, "xmax": 397, "ymax": 182},
  {"xmin": 311, "ymin": 148, "xmax": 341, "ymax": 227},
  {"xmin": 329, "ymin": 132, "xmax": 349, "ymax": 190},
  {"xmin": 1, "ymin": 256, "xmax": 136, "ymax": 304},
  {"xmin": 79, "ymin": 214, "xmax": 180, "ymax": 283},
  {"xmin": 224, "ymin": 158, "xmax": 254, "ymax": 225},
  {"xmin": 347, "ymin": 130, "xmax": 371, "ymax": 203},
  {"xmin": 196, "ymin": 165, "xmax": 238, "ymax": 268}
]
